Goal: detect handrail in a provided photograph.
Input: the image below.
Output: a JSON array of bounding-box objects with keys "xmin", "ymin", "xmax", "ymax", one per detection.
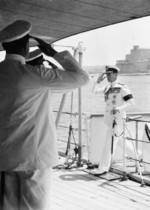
[
  {"xmin": 123, "ymin": 115, "xmax": 150, "ymax": 186},
  {"xmin": 126, "ymin": 115, "xmax": 142, "ymax": 121},
  {"xmin": 126, "ymin": 117, "xmax": 150, "ymax": 123}
]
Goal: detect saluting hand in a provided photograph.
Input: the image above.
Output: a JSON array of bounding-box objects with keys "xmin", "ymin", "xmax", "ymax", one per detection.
[
  {"xmin": 97, "ymin": 73, "xmax": 106, "ymax": 83},
  {"xmin": 30, "ymin": 36, "xmax": 57, "ymax": 57}
]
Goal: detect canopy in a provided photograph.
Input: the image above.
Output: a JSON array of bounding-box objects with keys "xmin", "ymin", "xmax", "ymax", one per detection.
[{"xmin": 0, "ymin": 0, "xmax": 150, "ymax": 49}]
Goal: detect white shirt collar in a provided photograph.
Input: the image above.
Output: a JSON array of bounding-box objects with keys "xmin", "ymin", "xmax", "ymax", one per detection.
[{"xmin": 5, "ymin": 54, "xmax": 26, "ymax": 64}]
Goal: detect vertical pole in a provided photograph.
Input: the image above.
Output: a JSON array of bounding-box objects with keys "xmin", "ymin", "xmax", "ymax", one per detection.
[
  {"xmin": 77, "ymin": 51, "xmax": 83, "ymax": 166},
  {"xmin": 73, "ymin": 42, "xmax": 85, "ymax": 166},
  {"xmin": 55, "ymin": 46, "xmax": 76, "ymax": 128},
  {"xmin": 84, "ymin": 114, "xmax": 90, "ymax": 162},
  {"xmin": 122, "ymin": 118, "xmax": 128, "ymax": 180},
  {"xmin": 135, "ymin": 121, "xmax": 139, "ymax": 172}
]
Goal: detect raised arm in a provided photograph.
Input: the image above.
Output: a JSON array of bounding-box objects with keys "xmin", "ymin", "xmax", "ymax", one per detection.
[
  {"xmin": 92, "ymin": 73, "xmax": 106, "ymax": 93},
  {"xmin": 29, "ymin": 36, "xmax": 89, "ymax": 91}
]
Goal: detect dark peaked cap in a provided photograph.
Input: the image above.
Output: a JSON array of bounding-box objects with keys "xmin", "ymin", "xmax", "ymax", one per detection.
[
  {"xmin": 26, "ymin": 49, "xmax": 43, "ymax": 62},
  {"xmin": 0, "ymin": 20, "xmax": 31, "ymax": 43}
]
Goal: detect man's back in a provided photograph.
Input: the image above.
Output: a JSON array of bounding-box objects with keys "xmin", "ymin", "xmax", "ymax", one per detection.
[
  {"xmin": 0, "ymin": 19, "xmax": 89, "ymax": 210},
  {"xmin": 0, "ymin": 51, "xmax": 89, "ymax": 171},
  {"xmin": 0, "ymin": 56, "xmax": 59, "ymax": 170}
]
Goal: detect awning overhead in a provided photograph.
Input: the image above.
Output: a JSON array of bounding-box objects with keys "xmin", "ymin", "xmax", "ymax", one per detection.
[{"xmin": 0, "ymin": 0, "xmax": 150, "ymax": 49}]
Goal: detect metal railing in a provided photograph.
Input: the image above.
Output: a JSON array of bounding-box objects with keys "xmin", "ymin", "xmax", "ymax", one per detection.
[{"xmin": 122, "ymin": 115, "xmax": 150, "ymax": 186}]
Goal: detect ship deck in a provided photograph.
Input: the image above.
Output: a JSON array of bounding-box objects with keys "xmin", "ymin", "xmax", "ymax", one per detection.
[
  {"xmin": 52, "ymin": 113, "xmax": 150, "ymax": 209},
  {"xmin": 51, "ymin": 165, "xmax": 150, "ymax": 210}
]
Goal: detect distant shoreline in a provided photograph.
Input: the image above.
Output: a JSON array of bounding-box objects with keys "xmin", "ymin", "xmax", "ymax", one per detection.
[
  {"xmin": 90, "ymin": 72, "xmax": 150, "ymax": 76},
  {"xmin": 120, "ymin": 73, "xmax": 150, "ymax": 76}
]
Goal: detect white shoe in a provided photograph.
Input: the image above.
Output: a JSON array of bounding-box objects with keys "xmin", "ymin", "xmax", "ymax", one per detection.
[{"xmin": 93, "ymin": 168, "xmax": 108, "ymax": 175}]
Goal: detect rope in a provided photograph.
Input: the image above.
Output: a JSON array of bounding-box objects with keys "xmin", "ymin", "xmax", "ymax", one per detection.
[
  {"xmin": 70, "ymin": 92, "xmax": 74, "ymax": 126},
  {"xmin": 125, "ymin": 137, "xmax": 150, "ymax": 144},
  {"xmin": 65, "ymin": 92, "xmax": 78, "ymax": 162}
]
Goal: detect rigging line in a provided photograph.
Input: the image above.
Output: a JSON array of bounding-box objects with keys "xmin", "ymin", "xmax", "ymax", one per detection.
[
  {"xmin": 65, "ymin": 91, "xmax": 77, "ymax": 156},
  {"xmin": 70, "ymin": 91, "xmax": 74, "ymax": 125},
  {"xmin": 53, "ymin": 110, "xmax": 86, "ymax": 116},
  {"xmin": 54, "ymin": 44, "xmax": 74, "ymax": 49},
  {"xmin": 58, "ymin": 138, "xmax": 87, "ymax": 147},
  {"xmin": 57, "ymin": 124, "xmax": 86, "ymax": 132},
  {"xmin": 126, "ymin": 137, "xmax": 150, "ymax": 144}
]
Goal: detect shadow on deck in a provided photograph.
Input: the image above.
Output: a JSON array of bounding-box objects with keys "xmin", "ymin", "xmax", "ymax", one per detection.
[{"xmin": 51, "ymin": 166, "xmax": 150, "ymax": 210}]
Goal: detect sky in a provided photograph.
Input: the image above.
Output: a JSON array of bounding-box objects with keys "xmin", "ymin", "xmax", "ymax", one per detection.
[{"xmin": 54, "ymin": 16, "xmax": 150, "ymax": 67}]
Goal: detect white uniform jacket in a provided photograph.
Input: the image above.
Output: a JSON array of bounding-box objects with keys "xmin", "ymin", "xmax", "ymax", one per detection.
[
  {"xmin": 0, "ymin": 51, "xmax": 89, "ymax": 171},
  {"xmin": 93, "ymin": 79, "xmax": 134, "ymax": 126}
]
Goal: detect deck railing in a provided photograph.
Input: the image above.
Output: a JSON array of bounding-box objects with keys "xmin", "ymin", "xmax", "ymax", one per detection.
[{"xmin": 55, "ymin": 111, "xmax": 150, "ymax": 185}]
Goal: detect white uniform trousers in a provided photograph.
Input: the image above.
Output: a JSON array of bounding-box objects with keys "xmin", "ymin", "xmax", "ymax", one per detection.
[
  {"xmin": 97, "ymin": 123, "xmax": 137, "ymax": 173},
  {"xmin": 97, "ymin": 126, "xmax": 115, "ymax": 173},
  {"xmin": 1, "ymin": 168, "xmax": 52, "ymax": 210}
]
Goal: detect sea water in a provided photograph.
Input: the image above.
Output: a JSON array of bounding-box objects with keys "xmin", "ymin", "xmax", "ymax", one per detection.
[{"xmin": 53, "ymin": 74, "xmax": 150, "ymax": 114}]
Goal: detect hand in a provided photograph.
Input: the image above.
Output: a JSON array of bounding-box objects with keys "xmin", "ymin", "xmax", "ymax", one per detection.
[
  {"xmin": 97, "ymin": 73, "xmax": 106, "ymax": 83},
  {"xmin": 111, "ymin": 108, "xmax": 120, "ymax": 115},
  {"xmin": 30, "ymin": 36, "xmax": 57, "ymax": 57}
]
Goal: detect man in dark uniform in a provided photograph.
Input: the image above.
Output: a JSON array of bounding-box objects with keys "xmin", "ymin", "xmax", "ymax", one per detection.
[{"xmin": 26, "ymin": 48, "xmax": 58, "ymax": 69}]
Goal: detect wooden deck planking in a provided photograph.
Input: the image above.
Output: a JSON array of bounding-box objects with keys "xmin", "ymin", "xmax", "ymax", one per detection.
[
  {"xmin": 51, "ymin": 170, "xmax": 149, "ymax": 209},
  {"xmin": 53, "ymin": 174, "xmax": 143, "ymax": 210},
  {"xmin": 51, "ymin": 168, "xmax": 150, "ymax": 210},
  {"xmin": 52, "ymin": 184, "xmax": 124, "ymax": 210},
  {"xmin": 52, "ymin": 175, "xmax": 114, "ymax": 210}
]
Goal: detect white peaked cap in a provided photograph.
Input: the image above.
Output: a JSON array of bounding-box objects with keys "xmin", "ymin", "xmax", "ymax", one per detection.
[
  {"xmin": 0, "ymin": 20, "xmax": 32, "ymax": 43},
  {"xmin": 105, "ymin": 65, "xmax": 120, "ymax": 73}
]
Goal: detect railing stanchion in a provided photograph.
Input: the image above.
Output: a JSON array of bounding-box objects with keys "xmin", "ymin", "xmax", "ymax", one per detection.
[
  {"xmin": 135, "ymin": 121, "xmax": 139, "ymax": 172},
  {"xmin": 122, "ymin": 118, "xmax": 128, "ymax": 180}
]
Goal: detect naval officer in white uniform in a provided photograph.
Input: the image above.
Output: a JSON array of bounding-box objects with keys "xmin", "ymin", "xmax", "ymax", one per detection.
[
  {"xmin": 0, "ymin": 20, "xmax": 89, "ymax": 210},
  {"xmin": 93, "ymin": 65, "xmax": 134, "ymax": 175}
]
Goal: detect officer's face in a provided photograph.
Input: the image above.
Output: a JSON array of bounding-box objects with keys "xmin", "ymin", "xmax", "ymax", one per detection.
[{"xmin": 106, "ymin": 72, "xmax": 117, "ymax": 82}]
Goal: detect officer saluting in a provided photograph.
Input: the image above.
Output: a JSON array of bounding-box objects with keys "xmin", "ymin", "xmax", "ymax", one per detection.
[
  {"xmin": 93, "ymin": 65, "xmax": 134, "ymax": 175},
  {"xmin": 26, "ymin": 48, "xmax": 58, "ymax": 69},
  {"xmin": 0, "ymin": 20, "xmax": 89, "ymax": 210}
]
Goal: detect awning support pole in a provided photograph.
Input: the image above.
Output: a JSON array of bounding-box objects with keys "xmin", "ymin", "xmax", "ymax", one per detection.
[
  {"xmin": 55, "ymin": 45, "xmax": 76, "ymax": 128},
  {"xmin": 76, "ymin": 42, "xmax": 85, "ymax": 166}
]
